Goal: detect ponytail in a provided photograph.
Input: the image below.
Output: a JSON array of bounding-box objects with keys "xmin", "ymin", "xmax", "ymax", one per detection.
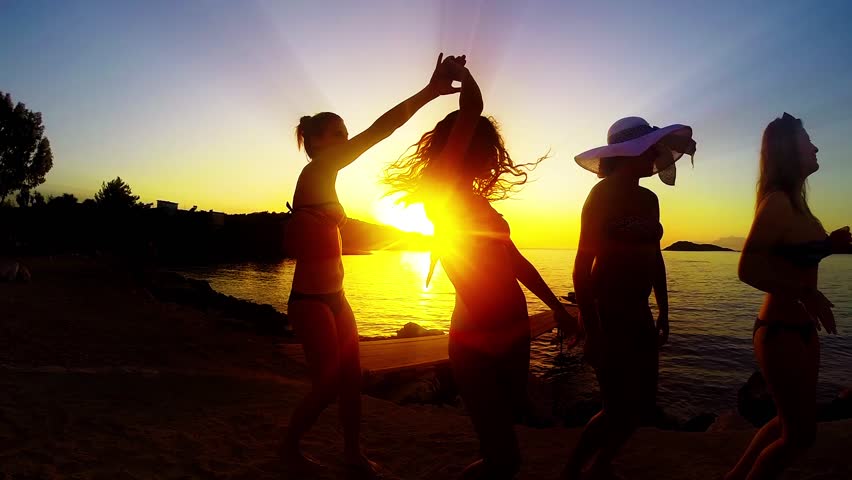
[
  {"xmin": 294, "ymin": 112, "xmax": 342, "ymax": 159},
  {"xmin": 295, "ymin": 115, "xmax": 313, "ymax": 152}
]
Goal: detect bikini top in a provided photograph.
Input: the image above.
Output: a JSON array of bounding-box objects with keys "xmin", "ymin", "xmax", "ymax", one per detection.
[
  {"xmin": 288, "ymin": 201, "xmax": 347, "ymax": 227},
  {"xmin": 605, "ymin": 216, "xmax": 664, "ymax": 244},
  {"xmin": 772, "ymin": 237, "xmax": 831, "ymax": 268}
]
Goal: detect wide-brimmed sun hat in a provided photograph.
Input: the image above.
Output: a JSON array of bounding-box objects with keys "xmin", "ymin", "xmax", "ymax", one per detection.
[{"xmin": 575, "ymin": 116, "xmax": 696, "ymax": 185}]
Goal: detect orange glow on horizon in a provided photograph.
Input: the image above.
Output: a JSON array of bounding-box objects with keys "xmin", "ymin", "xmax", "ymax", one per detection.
[
  {"xmin": 373, "ymin": 193, "xmax": 485, "ymax": 286},
  {"xmin": 373, "ymin": 195, "xmax": 435, "ymax": 236}
]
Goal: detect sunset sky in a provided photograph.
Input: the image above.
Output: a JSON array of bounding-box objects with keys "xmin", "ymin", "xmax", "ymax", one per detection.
[{"xmin": 2, "ymin": 0, "xmax": 851, "ymax": 248}]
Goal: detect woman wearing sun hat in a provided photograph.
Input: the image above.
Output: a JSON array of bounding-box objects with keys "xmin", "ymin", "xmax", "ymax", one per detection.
[{"xmin": 562, "ymin": 116, "xmax": 696, "ymax": 480}]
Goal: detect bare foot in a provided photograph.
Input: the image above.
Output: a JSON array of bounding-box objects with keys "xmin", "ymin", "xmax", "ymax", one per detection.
[
  {"xmin": 587, "ymin": 463, "xmax": 626, "ymax": 480},
  {"xmin": 560, "ymin": 464, "xmax": 582, "ymax": 480},
  {"xmin": 345, "ymin": 454, "xmax": 393, "ymax": 480},
  {"xmin": 279, "ymin": 444, "xmax": 327, "ymax": 476},
  {"xmin": 461, "ymin": 459, "xmax": 486, "ymax": 479},
  {"xmin": 462, "ymin": 459, "xmax": 520, "ymax": 480}
]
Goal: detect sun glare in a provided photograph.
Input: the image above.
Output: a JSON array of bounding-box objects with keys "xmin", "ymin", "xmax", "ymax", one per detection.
[
  {"xmin": 373, "ymin": 195, "xmax": 435, "ymax": 236},
  {"xmin": 373, "ymin": 194, "xmax": 473, "ymax": 289}
]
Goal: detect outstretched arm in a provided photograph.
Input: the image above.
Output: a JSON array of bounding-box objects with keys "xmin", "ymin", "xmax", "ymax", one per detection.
[
  {"xmin": 314, "ymin": 53, "xmax": 459, "ymax": 171},
  {"xmin": 507, "ymin": 241, "xmax": 563, "ymax": 312},
  {"xmin": 506, "ymin": 239, "xmax": 578, "ymax": 336}
]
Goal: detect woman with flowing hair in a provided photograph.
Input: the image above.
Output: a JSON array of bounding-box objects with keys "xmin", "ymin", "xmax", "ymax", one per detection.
[
  {"xmin": 281, "ymin": 54, "xmax": 460, "ymax": 479},
  {"xmin": 564, "ymin": 116, "xmax": 696, "ymax": 480},
  {"xmin": 384, "ymin": 56, "xmax": 576, "ymax": 480},
  {"xmin": 726, "ymin": 113, "xmax": 848, "ymax": 480}
]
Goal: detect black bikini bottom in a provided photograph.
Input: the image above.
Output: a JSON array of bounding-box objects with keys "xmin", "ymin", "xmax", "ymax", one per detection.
[
  {"xmin": 288, "ymin": 290, "xmax": 345, "ymax": 317},
  {"xmin": 753, "ymin": 318, "xmax": 815, "ymax": 343}
]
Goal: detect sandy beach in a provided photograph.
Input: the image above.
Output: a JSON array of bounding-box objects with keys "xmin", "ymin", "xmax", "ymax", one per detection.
[{"xmin": 2, "ymin": 257, "xmax": 851, "ymax": 479}]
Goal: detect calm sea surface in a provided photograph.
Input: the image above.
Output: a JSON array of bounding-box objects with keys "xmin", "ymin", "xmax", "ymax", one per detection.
[{"xmin": 177, "ymin": 249, "xmax": 852, "ymax": 419}]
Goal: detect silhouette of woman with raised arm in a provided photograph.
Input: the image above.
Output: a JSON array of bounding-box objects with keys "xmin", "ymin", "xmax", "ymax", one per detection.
[
  {"xmin": 564, "ymin": 117, "xmax": 696, "ymax": 479},
  {"xmin": 281, "ymin": 54, "xmax": 460, "ymax": 478},
  {"xmin": 726, "ymin": 113, "xmax": 848, "ymax": 480},
  {"xmin": 384, "ymin": 56, "xmax": 576, "ymax": 480}
]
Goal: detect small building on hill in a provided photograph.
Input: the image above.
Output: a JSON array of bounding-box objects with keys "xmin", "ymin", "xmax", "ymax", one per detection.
[{"xmin": 157, "ymin": 200, "xmax": 178, "ymax": 213}]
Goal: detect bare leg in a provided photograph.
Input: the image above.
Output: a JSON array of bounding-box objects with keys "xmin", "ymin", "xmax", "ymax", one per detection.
[
  {"xmin": 743, "ymin": 329, "xmax": 819, "ymax": 480},
  {"xmin": 565, "ymin": 300, "xmax": 657, "ymax": 479},
  {"xmin": 724, "ymin": 413, "xmax": 781, "ymax": 480},
  {"xmin": 587, "ymin": 358, "xmax": 654, "ymax": 476},
  {"xmin": 563, "ymin": 409, "xmax": 637, "ymax": 479},
  {"xmin": 586, "ymin": 414, "xmax": 638, "ymax": 477},
  {"xmin": 282, "ymin": 300, "xmax": 340, "ymax": 468},
  {"xmin": 565, "ymin": 344, "xmax": 655, "ymax": 478},
  {"xmin": 335, "ymin": 297, "xmax": 367, "ymax": 462},
  {"xmin": 450, "ymin": 340, "xmax": 522, "ymax": 480},
  {"xmin": 331, "ymin": 296, "xmax": 388, "ymax": 479},
  {"xmin": 562, "ymin": 410, "xmax": 609, "ymax": 480}
]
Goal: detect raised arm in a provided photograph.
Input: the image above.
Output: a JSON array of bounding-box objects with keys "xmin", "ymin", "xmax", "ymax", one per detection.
[
  {"xmin": 314, "ymin": 53, "xmax": 459, "ymax": 171},
  {"xmin": 430, "ymin": 56, "xmax": 484, "ymax": 177}
]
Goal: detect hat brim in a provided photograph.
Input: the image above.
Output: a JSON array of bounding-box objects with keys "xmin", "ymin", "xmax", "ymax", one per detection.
[{"xmin": 574, "ymin": 124, "xmax": 696, "ymax": 180}]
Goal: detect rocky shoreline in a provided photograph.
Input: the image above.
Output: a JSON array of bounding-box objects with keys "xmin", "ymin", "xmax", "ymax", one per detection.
[
  {"xmin": 142, "ymin": 270, "xmax": 292, "ymax": 337},
  {"xmin": 147, "ymin": 270, "xmax": 447, "ymax": 342},
  {"xmin": 145, "ymin": 270, "xmax": 852, "ymax": 434},
  {"xmin": 4, "ymin": 256, "xmax": 852, "ymax": 479},
  {"xmin": 738, "ymin": 371, "xmax": 852, "ymax": 426}
]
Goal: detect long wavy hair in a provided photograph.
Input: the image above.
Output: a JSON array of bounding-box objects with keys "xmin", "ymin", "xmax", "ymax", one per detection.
[
  {"xmin": 758, "ymin": 113, "xmax": 822, "ymax": 228},
  {"xmin": 384, "ymin": 111, "xmax": 545, "ymax": 202}
]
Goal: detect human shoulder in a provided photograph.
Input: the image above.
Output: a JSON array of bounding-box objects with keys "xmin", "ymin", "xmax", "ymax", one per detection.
[
  {"xmin": 638, "ymin": 185, "xmax": 658, "ymax": 200},
  {"xmin": 756, "ymin": 191, "xmax": 794, "ymax": 219}
]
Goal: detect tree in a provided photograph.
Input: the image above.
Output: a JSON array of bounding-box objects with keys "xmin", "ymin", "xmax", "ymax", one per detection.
[
  {"xmin": 94, "ymin": 177, "xmax": 141, "ymax": 209},
  {"xmin": 47, "ymin": 193, "xmax": 78, "ymax": 209},
  {"xmin": 31, "ymin": 191, "xmax": 44, "ymax": 207},
  {"xmin": 14, "ymin": 189, "xmax": 44, "ymax": 207},
  {"xmin": 0, "ymin": 91, "xmax": 53, "ymax": 200},
  {"xmin": 15, "ymin": 188, "xmax": 29, "ymax": 207}
]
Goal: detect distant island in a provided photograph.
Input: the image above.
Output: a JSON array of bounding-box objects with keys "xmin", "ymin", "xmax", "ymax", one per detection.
[
  {"xmin": 664, "ymin": 241, "xmax": 736, "ymax": 252},
  {"xmin": 712, "ymin": 236, "xmax": 746, "ymax": 251}
]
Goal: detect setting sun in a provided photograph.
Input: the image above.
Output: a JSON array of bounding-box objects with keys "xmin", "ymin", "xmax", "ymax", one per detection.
[{"xmin": 373, "ymin": 194, "xmax": 435, "ymax": 236}]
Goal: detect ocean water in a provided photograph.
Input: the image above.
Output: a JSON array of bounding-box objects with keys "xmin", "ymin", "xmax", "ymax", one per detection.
[{"xmin": 176, "ymin": 249, "xmax": 852, "ymax": 419}]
